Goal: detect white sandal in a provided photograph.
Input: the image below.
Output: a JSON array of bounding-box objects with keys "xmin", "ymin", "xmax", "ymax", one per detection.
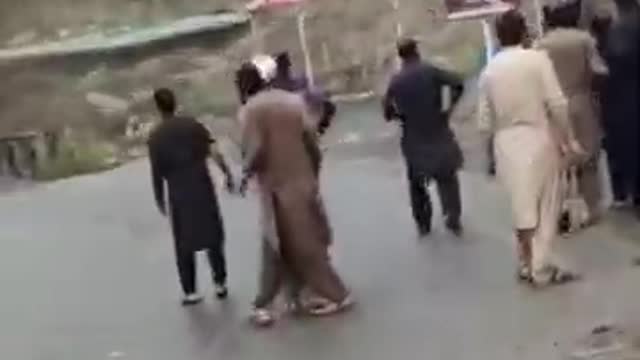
[
  {"xmin": 250, "ymin": 308, "xmax": 276, "ymax": 327},
  {"xmin": 308, "ymin": 294, "xmax": 354, "ymax": 317}
]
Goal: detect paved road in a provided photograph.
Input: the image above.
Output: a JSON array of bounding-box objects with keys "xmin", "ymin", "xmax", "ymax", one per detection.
[{"xmin": 1, "ymin": 103, "xmax": 640, "ymax": 360}]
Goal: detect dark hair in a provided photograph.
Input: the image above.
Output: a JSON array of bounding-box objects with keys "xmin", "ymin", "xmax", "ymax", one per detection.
[
  {"xmin": 615, "ymin": 0, "xmax": 640, "ymax": 10},
  {"xmin": 275, "ymin": 51, "xmax": 292, "ymax": 72},
  {"xmin": 543, "ymin": 1, "xmax": 580, "ymax": 29},
  {"xmin": 235, "ymin": 62, "xmax": 266, "ymax": 104},
  {"xmin": 496, "ymin": 10, "xmax": 528, "ymax": 47},
  {"xmin": 153, "ymin": 88, "xmax": 176, "ymax": 114},
  {"xmin": 590, "ymin": 14, "xmax": 612, "ymax": 37},
  {"xmin": 397, "ymin": 38, "xmax": 420, "ymax": 60}
]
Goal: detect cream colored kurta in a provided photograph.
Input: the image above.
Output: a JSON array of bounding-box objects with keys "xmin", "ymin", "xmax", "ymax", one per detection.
[
  {"xmin": 537, "ymin": 28, "xmax": 607, "ymax": 156},
  {"xmin": 537, "ymin": 28, "xmax": 609, "ymax": 214},
  {"xmin": 478, "ymin": 47, "xmax": 570, "ymax": 276}
]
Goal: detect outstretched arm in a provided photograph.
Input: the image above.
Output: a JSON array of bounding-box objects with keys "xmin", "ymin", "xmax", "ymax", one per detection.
[
  {"xmin": 212, "ymin": 146, "xmax": 234, "ymax": 192},
  {"xmin": 382, "ymin": 80, "xmax": 400, "ymax": 122},
  {"xmin": 540, "ymin": 53, "xmax": 579, "ymax": 155},
  {"xmin": 477, "ymin": 70, "xmax": 497, "ymax": 176},
  {"xmin": 435, "ymin": 67, "xmax": 465, "ymax": 113},
  {"xmin": 586, "ymin": 35, "xmax": 608, "ymax": 76},
  {"xmin": 318, "ymin": 97, "xmax": 336, "ymax": 136},
  {"xmin": 300, "ymin": 97, "xmax": 324, "ymax": 175},
  {"xmin": 239, "ymin": 107, "xmax": 263, "ymax": 194},
  {"xmin": 194, "ymin": 121, "xmax": 235, "ymax": 191},
  {"xmin": 148, "ymin": 146, "xmax": 166, "ymax": 215},
  {"xmin": 477, "ymin": 70, "xmax": 494, "ymax": 133},
  {"xmin": 303, "ymin": 130, "xmax": 323, "ymax": 176}
]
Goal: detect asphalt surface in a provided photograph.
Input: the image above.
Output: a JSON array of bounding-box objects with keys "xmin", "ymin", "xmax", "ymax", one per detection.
[{"xmin": 1, "ymin": 102, "xmax": 640, "ymax": 360}]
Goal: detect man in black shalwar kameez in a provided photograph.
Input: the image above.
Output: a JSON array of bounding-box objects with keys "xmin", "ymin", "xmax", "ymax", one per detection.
[
  {"xmin": 148, "ymin": 88, "xmax": 234, "ymax": 306},
  {"xmin": 383, "ymin": 39, "xmax": 465, "ymax": 236}
]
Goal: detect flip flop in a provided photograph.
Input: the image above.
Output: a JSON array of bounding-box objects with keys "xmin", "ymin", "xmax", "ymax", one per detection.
[
  {"xmin": 308, "ymin": 295, "xmax": 354, "ymax": 317},
  {"xmin": 303, "ymin": 296, "xmax": 333, "ymax": 309},
  {"xmin": 517, "ymin": 265, "xmax": 533, "ymax": 283},
  {"xmin": 533, "ymin": 266, "xmax": 581, "ymax": 287}
]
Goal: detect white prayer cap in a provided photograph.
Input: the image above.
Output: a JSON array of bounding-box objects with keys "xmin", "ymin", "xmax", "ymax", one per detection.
[{"xmin": 251, "ymin": 54, "xmax": 277, "ymax": 82}]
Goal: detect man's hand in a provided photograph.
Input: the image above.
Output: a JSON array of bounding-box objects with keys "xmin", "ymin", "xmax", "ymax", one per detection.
[
  {"xmin": 561, "ymin": 139, "xmax": 585, "ymax": 158},
  {"xmin": 568, "ymin": 139, "xmax": 586, "ymax": 157},
  {"xmin": 487, "ymin": 162, "xmax": 496, "ymax": 178},
  {"xmin": 238, "ymin": 176, "xmax": 250, "ymax": 197},
  {"xmin": 560, "ymin": 139, "xmax": 587, "ymax": 167},
  {"xmin": 225, "ymin": 176, "xmax": 236, "ymax": 194},
  {"xmin": 212, "ymin": 149, "xmax": 236, "ymax": 194},
  {"xmin": 157, "ymin": 203, "xmax": 167, "ymax": 217}
]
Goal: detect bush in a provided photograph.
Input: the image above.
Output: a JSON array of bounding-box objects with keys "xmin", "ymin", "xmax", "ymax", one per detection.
[{"xmin": 35, "ymin": 141, "xmax": 118, "ymax": 181}]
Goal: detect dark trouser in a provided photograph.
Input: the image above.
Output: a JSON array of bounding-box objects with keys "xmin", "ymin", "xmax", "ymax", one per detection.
[
  {"xmin": 487, "ymin": 136, "xmax": 496, "ymax": 175},
  {"xmin": 636, "ymin": 141, "xmax": 640, "ymax": 208},
  {"xmin": 636, "ymin": 159, "xmax": 640, "ymax": 208},
  {"xmin": 407, "ymin": 166, "xmax": 461, "ymax": 231},
  {"xmin": 606, "ymin": 149, "xmax": 636, "ymax": 203},
  {"xmin": 176, "ymin": 245, "xmax": 227, "ymax": 295}
]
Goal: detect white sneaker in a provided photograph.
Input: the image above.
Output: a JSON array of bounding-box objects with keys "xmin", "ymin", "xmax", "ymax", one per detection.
[{"xmin": 181, "ymin": 293, "xmax": 204, "ymax": 306}]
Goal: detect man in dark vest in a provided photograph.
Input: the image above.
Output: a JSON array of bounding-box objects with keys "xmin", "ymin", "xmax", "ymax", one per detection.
[
  {"xmin": 383, "ymin": 39, "xmax": 465, "ymax": 236},
  {"xmin": 148, "ymin": 88, "xmax": 234, "ymax": 306}
]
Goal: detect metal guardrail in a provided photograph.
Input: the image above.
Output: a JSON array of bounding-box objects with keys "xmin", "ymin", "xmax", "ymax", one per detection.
[{"xmin": 0, "ymin": 131, "xmax": 54, "ymax": 179}]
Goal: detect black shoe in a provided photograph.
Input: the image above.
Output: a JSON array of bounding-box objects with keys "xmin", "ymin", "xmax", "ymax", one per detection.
[
  {"xmin": 417, "ymin": 224, "xmax": 432, "ymax": 237},
  {"xmin": 446, "ymin": 220, "xmax": 463, "ymax": 236},
  {"xmin": 558, "ymin": 211, "xmax": 570, "ymax": 234},
  {"xmin": 215, "ymin": 284, "xmax": 228, "ymax": 299},
  {"xmin": 488, "ymin": 163, "xmax": 496, "ymax": 177},
  {"xmin": 181, "ymin": 293, "xmax": 204, "ymax": 306}
]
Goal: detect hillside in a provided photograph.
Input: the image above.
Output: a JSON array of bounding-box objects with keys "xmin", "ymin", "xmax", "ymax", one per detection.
[{"xmin": 0, "ymin": 0, "xmax": 486, "ymax": 132}]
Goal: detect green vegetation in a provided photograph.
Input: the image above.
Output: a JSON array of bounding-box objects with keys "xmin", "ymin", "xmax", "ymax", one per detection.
[{"xmin": 35, "ymin": 141, "xmax": 118, "ymax": 181}]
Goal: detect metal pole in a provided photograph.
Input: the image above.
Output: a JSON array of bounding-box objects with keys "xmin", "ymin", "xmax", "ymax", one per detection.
[
  {"xmin": 481, "ymin": 18, "xmax": 495, "ymax": 64},
  {"xmin": 532, "ymin": 0, "xmax": 544, "ymax": 39},
  {"xmin": 321, "ymin": 42, "xmax": 332, "ymax": 71},
  {"xmin": 297, "ymin": 11, "xmax": 314, "ymax": 86},
  {"xmin": 392, "ymin": 0, "xmax": 403, "ymax": 38},
  {"xmin": 390, "ymin": 0, "xmax": 403, "ymax": 72},
  {"xmin": 250, "ymin": 16, "xmax": 260, "ymax": 55}
]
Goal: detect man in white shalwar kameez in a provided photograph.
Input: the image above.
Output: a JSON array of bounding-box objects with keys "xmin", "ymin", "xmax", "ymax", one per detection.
[{"xmin": 477, "ymin": 10, "xmax": 581, "ymax": 286}]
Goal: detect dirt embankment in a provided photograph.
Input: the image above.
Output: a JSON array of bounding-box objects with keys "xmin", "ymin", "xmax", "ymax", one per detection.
[
  {"xmin": 0, "ymin": 0, "xmax": 484, "ymax": 127},
  {"xmin": 0, "ymin": 0, "xmax": 487, "ymax": 179}
]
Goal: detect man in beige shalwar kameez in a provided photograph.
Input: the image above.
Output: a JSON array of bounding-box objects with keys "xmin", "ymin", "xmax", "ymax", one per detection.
[
  {"xmin": 537, "ymin": 1, "xmax": 609, "ymax": 223},
  {"xmin": 478, "ymin": 10, "xmax": 581, "ymax": 286},
  {"xmin": 235, "ymin": 62, "xmax": 352, "ymax": 326},
  {"xmin": 580, "ymin": 0, "xmax": 618, "ymax": 30}
]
